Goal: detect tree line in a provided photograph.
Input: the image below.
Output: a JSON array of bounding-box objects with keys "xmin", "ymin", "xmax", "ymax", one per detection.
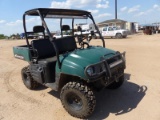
[
  {"xmin": 0, "ymin": 33, "xmax": 21, "ymax": 39},
  {"xmin": 0, "ymin": 34, "xmax": 7, "ymax": 39}
]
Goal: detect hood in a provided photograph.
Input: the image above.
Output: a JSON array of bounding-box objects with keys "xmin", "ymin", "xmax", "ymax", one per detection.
[
  {"xmin": 63, "ymin": 46, "xmax": 115, "ymax": 64},
  {"xmin": 59, "ymin": 46, "xmax": 116, "ymax": 73}
]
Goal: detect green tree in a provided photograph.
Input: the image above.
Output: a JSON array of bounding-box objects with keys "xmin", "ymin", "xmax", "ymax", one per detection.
[
  {"xmin": 16, "ymin": 33, "xmax": 20, "ymax": 39},
  {"xmin": 0, "ymin": 34, "xmax": 6, "ymax": 39}
]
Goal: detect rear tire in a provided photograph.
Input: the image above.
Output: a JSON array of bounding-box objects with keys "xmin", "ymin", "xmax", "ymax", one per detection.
[
  {"xmin": 21, "ymin": 66, "xmax": 39, "ymax": 90},
  {"xmin": 60, "ymin": 81, "xmax": 96, "ymax": 119},
  {"xmin": 116, "ymin": 33, "xmax": 122, "ymax": 39},
  {"xmin": 107, "ymin": 75, "xmax": 124, "ymax": 89}
]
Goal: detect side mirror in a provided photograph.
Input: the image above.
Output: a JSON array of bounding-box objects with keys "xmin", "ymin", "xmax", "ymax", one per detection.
[
  {"xmin": 77, "ymin": 26, "xmax": 82, "ymax": 32},
  {"xmin": 77, "ymin": 36, "xmax": 83, "ymax": 45}
]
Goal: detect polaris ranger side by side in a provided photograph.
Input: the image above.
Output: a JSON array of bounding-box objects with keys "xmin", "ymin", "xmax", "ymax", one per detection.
[{"xmin": 13, "ymin": 8, "xmax": 126, "ymax": 119}]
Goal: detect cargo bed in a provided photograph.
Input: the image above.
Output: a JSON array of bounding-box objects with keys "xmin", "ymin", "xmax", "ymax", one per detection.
[{"xmin": 13, "ymin": 45, "xmax": 31, "ymax": 62}]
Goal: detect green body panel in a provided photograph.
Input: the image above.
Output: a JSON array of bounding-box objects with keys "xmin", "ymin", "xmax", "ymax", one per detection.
[
  {"xmin": 13, "ymin": 46, "xmax": 31, "ymax": 62},
  {"xmin": 13, "ymin": 44, "xmax": 116, "ymax": 80},
  {"xmin": 56, "ymin": 46, "xmax": 116, "ymax": 80}
]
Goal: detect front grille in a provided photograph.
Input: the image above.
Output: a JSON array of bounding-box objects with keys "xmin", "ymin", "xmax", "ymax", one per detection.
[
  {"xmin": 107, "ymin": 54, "xmax": 121, "ymax": 65},
  {"xmin": 105, "ymin": 53, "xmax": 125, "ymax": 77},
  {"xmin": 123, "ymin": 31, "xmax": 127, "ymax": 35},
  {"xmin": 85, "ymin": 52, "xmax": 126, "ymax": 80}
]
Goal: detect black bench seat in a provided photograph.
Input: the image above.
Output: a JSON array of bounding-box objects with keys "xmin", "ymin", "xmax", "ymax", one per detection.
[
  {"xmin": 31, "ymin": 36, "xmax": 77, "ymax": 83},
  {"xmin": 52, "ymin": 36, "xmax": 77, "ymax": 54}
]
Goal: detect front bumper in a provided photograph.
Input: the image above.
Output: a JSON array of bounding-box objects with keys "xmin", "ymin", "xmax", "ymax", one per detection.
[
  {"xmin": 85, "ymin": 52, "xmax": 126, "ymax": 82},
  {"xmin": 122, "ymin": 31, "xmax": 128, "ymax": 36}
]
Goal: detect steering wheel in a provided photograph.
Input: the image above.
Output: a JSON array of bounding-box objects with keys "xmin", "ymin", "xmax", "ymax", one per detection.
[
  {"xmin": 85, "ymin": 30, "xmax": 96, "ymax": 42},
  {"xmin": 80, "ymin": 41, "xmax": 89, "ymax": 49}
]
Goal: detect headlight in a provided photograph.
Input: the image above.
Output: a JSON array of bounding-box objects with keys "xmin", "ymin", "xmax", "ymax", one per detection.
[{"xmin": 86, "ymin": 67, "xmax": 94, "ymax": 76}]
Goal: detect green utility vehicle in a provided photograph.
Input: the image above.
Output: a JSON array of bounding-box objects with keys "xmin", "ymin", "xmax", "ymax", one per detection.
[{"xmin": 13, "ymin": 8, "xmax": 126, "ymax": 119}]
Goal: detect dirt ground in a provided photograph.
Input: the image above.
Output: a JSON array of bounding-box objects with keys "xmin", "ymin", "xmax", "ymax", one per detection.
[{"xmin": 0, "ymin": 33, "xmax": 160, "ymax": 120}]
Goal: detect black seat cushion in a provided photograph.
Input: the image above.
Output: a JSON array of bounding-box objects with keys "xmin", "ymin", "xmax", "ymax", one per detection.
[
  {"xmin": 52, "ymin": 36, "xmax": 77, "ymax": 54},
  {"xmin": 31, "ymin": 39, "xmax": 56, "ymax": 59}
]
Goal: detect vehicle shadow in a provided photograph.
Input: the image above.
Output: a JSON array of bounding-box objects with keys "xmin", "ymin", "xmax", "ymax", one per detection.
[
  {"xmin": 88, "ymin": 73, "xmax": 147, "ymax": 120},
  {"xmin": 34, "ymin": 84, "xmax": 47, "ymax": 91},
  {"xmin": 47, "ymin": 73, "xmax": 130, "ymax": 99},
  {"xmin": 47, "ymin": 73, "xmax": 147, "ymax": 120},
  {"xmin": 48, "ymin": 90, "xmax": 60, "ymax": 99},
  {"xmin": 124, "ymin": 73, "xmax": 131, "ymax": 81}
]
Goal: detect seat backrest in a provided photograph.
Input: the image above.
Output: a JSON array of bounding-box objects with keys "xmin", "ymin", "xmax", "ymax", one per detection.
[
  {"xmin": 61, "ymin": 25, "xmax": 70, "ymax": 31},
  {"xmin": 33, "ymin": 26, "xmax": 45, "ymax": 39},
  {"xmin": 31, "ymin": 39, "xmax": 56, "ymax": 59},
  {"xmin": 52, "ymin": 36, "xmax": 77, "ymax": 54},
  {"xmin": 77, "ymin": 26, "xmax": 82, "ymax": 32},
  {"xmin": 33, "ymin": 26, "xmax": 45, "ymax": 33}
]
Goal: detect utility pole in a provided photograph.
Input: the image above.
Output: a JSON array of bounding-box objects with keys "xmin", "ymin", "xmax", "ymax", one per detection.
[{"xmin": 115, "ymin": 0, "xmax": 117, "ymax": 19}]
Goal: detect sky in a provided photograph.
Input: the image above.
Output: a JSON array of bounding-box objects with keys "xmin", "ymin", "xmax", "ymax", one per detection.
[{"xmin": 0, "ymin": 0, "xmax": 160, "ymax": 35}]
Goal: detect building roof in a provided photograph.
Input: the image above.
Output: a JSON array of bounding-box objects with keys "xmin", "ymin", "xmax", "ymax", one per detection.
[{"xmin": 98, "ymin": 19, "xmax": 127, "ymax": 25}]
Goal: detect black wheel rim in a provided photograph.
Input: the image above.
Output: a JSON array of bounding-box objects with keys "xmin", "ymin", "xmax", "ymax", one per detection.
[
  {"xmin": 66, "ymin": 92, "xmax": 83, "ymax": 111},
  {"xmin": 23, "ymin": 72, "xmax": 30, "ymax": 85}
]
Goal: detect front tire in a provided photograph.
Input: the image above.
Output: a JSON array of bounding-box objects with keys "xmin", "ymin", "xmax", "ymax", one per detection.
[
  {"xmin": 107, "ymin": 75, "xmax": 124, "ymax": 89},
  {"xmin": 21, "ymin": 66, "xmax": 39, "ymax": 90},
  {"xmin": 60, "ymin": 81, "xmax": 96, "ymax": 119}
]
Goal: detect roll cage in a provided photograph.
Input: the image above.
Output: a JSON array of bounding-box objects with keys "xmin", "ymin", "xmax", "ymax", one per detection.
[{"xmin": 23, "ymin": 8, "xmax": 105, "ymax": 68}]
